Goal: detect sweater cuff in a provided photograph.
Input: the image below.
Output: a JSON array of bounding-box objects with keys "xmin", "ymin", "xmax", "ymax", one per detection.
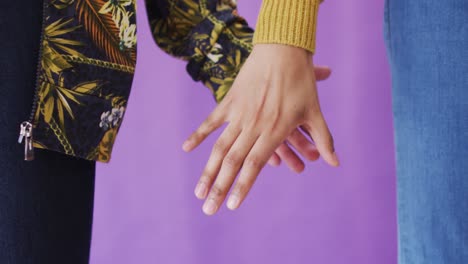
[{"xmin": 253, "ymin": 0, "xmax": 320, "ymax": 54}]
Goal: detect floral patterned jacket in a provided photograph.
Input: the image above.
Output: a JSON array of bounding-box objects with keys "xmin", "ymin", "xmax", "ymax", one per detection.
[{"xmin": 19, "ymin": 0, "xmax": 253, "ymax": 162}]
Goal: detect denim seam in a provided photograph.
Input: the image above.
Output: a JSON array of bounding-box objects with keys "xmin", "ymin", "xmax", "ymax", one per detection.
[
  {"xmin": 384, "ymin": 0, "xmax": 413, "ymax": 263},
  {"xmin": 384, "ymin": 0, "xmax": 394, "ymax": 60}
]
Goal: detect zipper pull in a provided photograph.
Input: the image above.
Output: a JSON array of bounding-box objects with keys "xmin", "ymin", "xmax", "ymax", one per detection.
[{"xmin": 18, "ymin": 121, "xmax": 35, "ymax": 161}]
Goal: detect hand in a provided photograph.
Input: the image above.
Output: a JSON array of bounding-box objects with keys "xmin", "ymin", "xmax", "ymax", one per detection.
[
  {"xmin": 266, "ymin": 66, "xmax": 332, "ymax": 172},
  {"xmin": 183, "ymin": 44, "xmax": 339, "ymax": 215}
]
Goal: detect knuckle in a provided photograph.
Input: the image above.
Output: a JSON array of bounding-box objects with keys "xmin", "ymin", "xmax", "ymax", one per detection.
[
  {"xmin": 201, "ymin": 119, "xmax": 215, "ymax": 133},
  {"xmin": 245, "ymin": 155, "xmax": 264, "ymax": 169},
  {"xmin": 223, "ymin": 152, "xmax": 242, "ymax": 168},
  {"xmin": 209, "ymin": 184, "xmax": 225, "ymax": 198},
  {"xmin": 202, "ymin": 113, "xmax": 222, "ymax": 132},
  {"xmin": 213, "ymin": 139, "xmax": 227, "ymax": 154},
  {"xmin": 198, "ymin": 175, "xmax": 212, "ymax": 185},
  {"xmin": 191, "ymin": 132, "xmax": 203, "ymax": 142},
  {"xmin": 233, "ymin": 181, "xmax": 249, "ymax": 196},
  {"xmin": 194, "ymin": 129, "xmax": 208, "ymax": 141}
]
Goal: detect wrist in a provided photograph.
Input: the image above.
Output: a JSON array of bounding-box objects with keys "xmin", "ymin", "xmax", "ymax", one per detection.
[{"xmin": 252, "ymin": 43, "xmax": 313, "ymax": 64}]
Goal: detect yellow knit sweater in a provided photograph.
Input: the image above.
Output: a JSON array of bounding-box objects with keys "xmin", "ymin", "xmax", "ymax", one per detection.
[{"xmin": 253, "ymin": 0, "xmax": 322, "ymax": 54}]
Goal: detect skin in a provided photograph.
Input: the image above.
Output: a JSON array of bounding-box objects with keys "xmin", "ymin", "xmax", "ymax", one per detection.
[{"xmin": 182, "ymin": 44, "xmax": 339, "ymax": 215}]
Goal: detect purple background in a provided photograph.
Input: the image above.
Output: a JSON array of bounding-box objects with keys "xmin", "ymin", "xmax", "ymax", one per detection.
[{"xmin": 91, "ymin": 0, "xmax": 397, "ymax": 263}]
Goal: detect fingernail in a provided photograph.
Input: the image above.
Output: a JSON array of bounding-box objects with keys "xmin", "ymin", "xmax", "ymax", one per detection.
[
  {"xmin": 332, "ymin": 152, "xmax": 340, "ymax": 166},
  {"xmin": 194, "ymin": 182, "xmax": 207, "ymax": 199},
  {"xmin": 268, "ymin": 159, "xmax": 280, "ymax": 167},
  {"xmin": 203, "ymin": 199, "xmax": 218, "ymax": 215},
  {"xmin": 182, "ymin": 140, "xmax": 192, "ymax": 152},
  {"xmin": 227, "ymin": 194, "xmax": 240, "ymax": 210}
]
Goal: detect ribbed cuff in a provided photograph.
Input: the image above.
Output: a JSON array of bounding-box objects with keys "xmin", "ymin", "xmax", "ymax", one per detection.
[{"xmin": 253, "ymin": 0, "xmax": 320, "ymax": 54}]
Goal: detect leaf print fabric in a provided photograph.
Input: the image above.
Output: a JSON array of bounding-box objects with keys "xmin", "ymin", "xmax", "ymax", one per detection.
[
  {"xmin": 32, "ymin": 0, "xmax": 253, "ymax": 162},
  {"xmin": 99, "ymin": 0, "xmax": 137, "ymax": 49}
]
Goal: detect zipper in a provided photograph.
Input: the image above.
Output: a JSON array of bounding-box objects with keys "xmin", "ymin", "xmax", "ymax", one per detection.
[
  {"xmin": 18, "ymin": 122, "xmax": 35, "ymax": 161},
  {"xmin": 18, "ymin": 0, "xmax": 47, "ymax": 161}
]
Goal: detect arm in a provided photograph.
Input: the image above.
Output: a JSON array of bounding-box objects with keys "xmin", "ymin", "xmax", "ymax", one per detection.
[
  {"xmin": 146, "ymin": 0, "xmax": 327, "ymax": 171},
  {"xmin": 145, "ymin": 0, "xmax": 254, "ymax": 102},
  {"xmin": 148, "ymin": 0, "xmax": 336, "ymax": 216}
]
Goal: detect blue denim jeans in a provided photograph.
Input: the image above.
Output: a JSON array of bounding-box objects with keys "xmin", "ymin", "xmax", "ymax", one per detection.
[{"xmin": 384, "ymin": 1, "xmax": 468, "ymax": 263}]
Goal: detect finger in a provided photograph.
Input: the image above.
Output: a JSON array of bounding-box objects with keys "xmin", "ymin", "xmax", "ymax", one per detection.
[
  {"xmin": 227, "ymin": 132, "xmax": 286, "ymax": 210},
  {"xmin": 276, "ymin": 143, "xmax": 305, "ymax": 173},
  {"xmin": 194, "ymin": 124, "xmax": 240, "ymax": 200},
  {"xmin": 314, "ymin": 66, "xmax": 332, "ymax": 81},
  {"xmin": 303, "ymin": 113, "xmax": 339, "ymax": 167},
  {"xmin": 287, "ymin": 129, "xmax": 320, "ymax": 161},
  {"xmin": 183, "ymin": 107, "xmax": 225, "ymax": 152},
  {"xmin": 267, "ymin": 152, "xmax": 281, "ymax": 167},
  {"xmin": 202, "ymin": 130, "xmax": 258, "ymax": 216}
]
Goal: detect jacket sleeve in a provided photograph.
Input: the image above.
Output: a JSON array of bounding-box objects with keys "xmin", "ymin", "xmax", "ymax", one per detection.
[{"xmin": 145, "ymin": 0, "xmax": 254, "ymax": 102}]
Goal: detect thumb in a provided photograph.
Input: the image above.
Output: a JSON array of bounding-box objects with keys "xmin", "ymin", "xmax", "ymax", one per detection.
[{"xmin": 302, "ymin": 112, "xmax": 339, "ymax": 167}]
